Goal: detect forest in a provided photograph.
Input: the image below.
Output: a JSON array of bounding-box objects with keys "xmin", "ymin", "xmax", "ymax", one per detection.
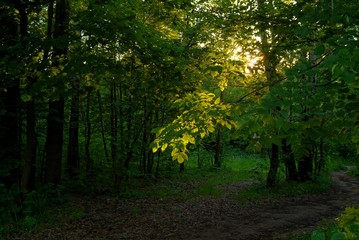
[{"xmin": 1, "ymin": 0, "xmax": 358, "ymax": 239}]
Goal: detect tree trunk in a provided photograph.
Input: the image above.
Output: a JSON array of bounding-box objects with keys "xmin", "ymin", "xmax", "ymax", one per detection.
[
  {"xmin": 97, "ymin": 91, "xmax": 110, "ymax": 162},
  {"xmin": 282, "ymin": 138, "xmax": 297, "ymax": 181},
  {"xmin": 84, "ymin": 91, "xmax": 92, "ymax": 175},
  {"xmin": 110, "ymin": 83, "xmax": 119, "ymax": 184},
  {"xmin": 179, "ymin": 162, "xmax": 185, "ymax": 173},
  {"xmin": 22, "ymin": 82, "xmax": 37, "ymax": 191},
  {"xmin": 214, "ymin": 128, "xmax": 222, "ymax": 168},
  {"xmin": 0, "ymin": 4, "xmax": 21, "ymax": 188},
  {"xmin": 44, "ymin": 0, "xmax": 70, "ymax": 185},
  {"xmin": 44, "ymin": 100, "xmax": 65, "ymax": 184},
  {"xmin": 267, "ymin": 143, "xmax": 279, "ymax": 187},
  {"xmin": 214, "ymin": 91, "xmax": 224, "ymax": 168},
  {"xmin": 257, "ymin": 0, "xmax": 280, "ymax": 187},
  {"xmin": 66, "ymin": 78, "xmax": 80, "ymax": 179},
  {"xmin": 12, "ymin": 1, "xmax": 37, "ymax": 191},
  {"xmin": 298, "ymin": 153, "xmax": 313, "ymax": 181}
]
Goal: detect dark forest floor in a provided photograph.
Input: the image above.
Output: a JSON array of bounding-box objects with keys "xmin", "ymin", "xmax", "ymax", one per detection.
[{"xmin": 9, "ymin": 171, "xmax": 359, "ymax": 240}]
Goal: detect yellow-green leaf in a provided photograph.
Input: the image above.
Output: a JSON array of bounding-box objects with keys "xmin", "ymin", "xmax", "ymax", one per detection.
[{"xmin": 214, "ymin": 97, "xmax": 220, "ymax": 105}]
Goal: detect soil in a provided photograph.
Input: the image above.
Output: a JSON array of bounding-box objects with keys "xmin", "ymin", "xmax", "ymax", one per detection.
[{"xmin": 10, "ymin": 171, "xmax": 359, "ymax": 240}]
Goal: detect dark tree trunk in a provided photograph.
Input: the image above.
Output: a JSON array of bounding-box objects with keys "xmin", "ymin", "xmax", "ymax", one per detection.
[
  {"xmin": 0, "ymin": 78, "xmax": 21, "ymax": 188},
  {"xmin": 123, "ymin": 96, "xmax": 133, "ymax": 173},
  {"xmin": 214, "ymin": 128, "xmax": 222, "ymax": 168},
  {"xmin": 84, "ymin": 91, "xmax": 92, "ymax": 175},
  {"xmin": 97, "ymin": 91, "xmax": 109, "ymax": 162},
  {"xmin": 110, "ymin": 84, "xmax": 117, "ymax": 159},
  {"xmin": 146, "ymin": 150, "xmax": 154, "ymax": 174},
  {"xmin": 317, "ymin": 138, "xmax": 324, "ymax": 176},
  {"xmin": 266, "ymin": 143, "xmax": 279, "ymax": 187},
  {"xmin": 22, "ymin": 85, "xmax": 37, "ymax": 191},
  {"xmin": 179, "ymin": 162, "xmax": 185, "ymax": 173},
  {"xmin": 257, "ymin": 0, "xmax": 281, "ymax": 187},
  {"xmin": 282, "ymin": 138, "xmax": 297, "ymax": 181},
  {"xmin": 44, "ymin": 100, "xmax": 65, "ymax": 184},
  {"xmin": 44, "ymin": 0, "xmax": 70, "ymax": 185},
  {"xmin": 298, "ymin": 148, "xmax": 313, "ymax": 181},
  {"xmin": 214, "ymin": 91, "xmax": 224, "ymax": 168},
  {"xmin": 66, "ymin": 79, "xmax": 80, "ymax": 179},
  {"xmin": 110, "ymin": 83, "xmax": 119, "ymax": 184},
  {"xmin": 12, "ymin": 1, "xmax": 37, "ymax": 191},
  {"xmin": 0, "ymin": 4, "xmax": 21, "ymax": 188}
]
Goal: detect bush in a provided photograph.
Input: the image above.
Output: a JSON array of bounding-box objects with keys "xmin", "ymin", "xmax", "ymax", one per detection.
[{"xmin": 311, "ymin": 206, "xmax": 359, "ymax": 240}]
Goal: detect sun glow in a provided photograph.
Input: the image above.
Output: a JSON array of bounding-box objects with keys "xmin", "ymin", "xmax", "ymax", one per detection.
[{"xmin": 245, "ymin": 53, "xmax": 262, "ymax": 74}]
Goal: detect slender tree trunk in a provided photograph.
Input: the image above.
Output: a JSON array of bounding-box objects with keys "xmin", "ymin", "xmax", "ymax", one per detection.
[
  {"xmin": 282, "ymin": 138, "xmax": 297, "ymax": 181},
  {"xmin": 318, "ymin": 137, "xmax": 324, "ymax": 176},
  {"xmin": 67, "ymin": 78, "xmax": 80, "ymax": 179},
  {"xmin": 84, "ymin": 91, "xmax": 92, "ymax": 175},
  {"xmin": 214, "ymin": 129, "xmax": 222, "ymax": 168},
  {"xmin": 22, "ymin": 80, "xmax": 37, "ymax": 191},
  {"xmin": 214, "ymin": 91, "xmax": 224, "ymax": 168},
  {"xmin": 97, "ymin": 91, "xmax": 109, "ymax": 162},
  {"xmin": 110, "ymin": 82, "xmax": 119, "ymax": 184},
  {"xmin": 123, "ymin": 96, "xmax": 133, "ymax": 172},
  {"xmin": 44, "ymin": 0, "xmax": 70, "ymax": 185},
  {"xmin": 179, "ymin": 162, "xmax": 185, "ymax": 173},
  {"xmin": 267, "ymin": 144, "xmax": 279, "ymax": 187}
]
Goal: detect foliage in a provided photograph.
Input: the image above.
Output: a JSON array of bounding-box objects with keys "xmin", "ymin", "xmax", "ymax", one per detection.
[
  {"xmin": 0, "ymin": 184, "xmax": 67, "ymax": 238},
  {"xmin": 336, "ymin": 207, "xmax": 359, "ymax": 239},
  {"xmin": 151, "ymin": 91, "xmax": 238, "ymax": 163},
  {"xmin": 310, "ymin": 206, "xmax": 359, "ymax": 240},
  {"xmin": 1, "ymin": 0, "xmax": 359, "ymax": 235}
]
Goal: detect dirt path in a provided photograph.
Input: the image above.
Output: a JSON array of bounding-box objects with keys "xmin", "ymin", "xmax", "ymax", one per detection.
[{"xmin": 11, "ymin": 171, "xmax": 359, "ymax": 240}]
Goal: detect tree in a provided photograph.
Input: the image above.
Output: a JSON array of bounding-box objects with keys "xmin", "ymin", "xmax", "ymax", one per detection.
[
  {"xmin": 0, "ymin": 3, "xmax": 21, "ymax": 189},
  {"xmin": 44, "ymin": 0, "xmax": 70, "ymax": 185}
]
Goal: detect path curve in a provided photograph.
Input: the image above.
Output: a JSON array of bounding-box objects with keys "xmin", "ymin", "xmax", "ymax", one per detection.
[{"xmin": 11, "ymin": 171, "xmax": 359, "ymax": 240}]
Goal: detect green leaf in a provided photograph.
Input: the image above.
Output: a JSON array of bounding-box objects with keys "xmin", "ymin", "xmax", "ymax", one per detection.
[
  {"xmin": 330, "ymin": 231, "xmax": 346, "ymax": 240},
  {"xmin": 214, "ymin": 97, "xmax": 220, "ymax": 105},
  {"xmin": 311, "ymin": 230, "xmax": 326, "ymax": 240},
  {"xmin": 314, "ymin": 45, "xmax": 325, "ymax": 56}
]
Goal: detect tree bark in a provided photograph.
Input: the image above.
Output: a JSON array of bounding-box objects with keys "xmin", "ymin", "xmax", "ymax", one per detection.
[
  {"xmin": 97, "ymin": 91, "xmax": 110, "ymax": 162},
  {"xmin": 267, "ymin": 143, "xmax": 279, "ymax": 187},
  {"xmin": 214, "ymin": 129, "xmax": 222, "ymax": 168},
  {"xmin": 214, "ymin": 91, "xmax": 224, "ymax": 168},
  {"xmin": 256, "ymin": 0, "xmax": 280, "ymax": 187},
  {"xmin": 66, "ymin": 78, "xmax": 80, "ymax": 179},
  {"xmin": 84, "ymin": 91, "xmax": 92, "ymax": 175},
  {"xmin": 0, "ymin": 4, "xmax": 21, "ymax": 188},
  {"xmin": 282, "ymin": 138, "xmax": 297, "ymax": 181},
  {"xmin": 44, "ymin": 0, "xmax": 70, "ymax": 185}
]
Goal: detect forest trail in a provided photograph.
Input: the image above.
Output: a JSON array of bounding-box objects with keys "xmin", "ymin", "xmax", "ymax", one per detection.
[{"xmin": 12, "ymin": 171, "xmax": 359, "ymax": 240}]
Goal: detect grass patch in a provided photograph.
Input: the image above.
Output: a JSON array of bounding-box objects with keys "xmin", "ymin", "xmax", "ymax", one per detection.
[
  {"xmin": 118, "ymin": 149, "xmax": 267, "ymax": 200},
  {"xmin": 3, "ymin": 197, "xmax": 85, "ymax": 239},
  {"xmin": 235, "ymin": 173, "xmax": 333, "ymax": 204}
]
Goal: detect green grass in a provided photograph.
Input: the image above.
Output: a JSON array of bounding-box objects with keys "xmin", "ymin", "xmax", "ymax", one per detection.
[
  {"xmin": 2, "ymin": 198, "xmax": 85, "ymax": 239},
  {"xmin": 235, "ymin": 173, "xmax": 333, "ymax": 204},
  {"xmin": 118, "ymin": 148, "xmax": 267, "ymax": 200}
]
